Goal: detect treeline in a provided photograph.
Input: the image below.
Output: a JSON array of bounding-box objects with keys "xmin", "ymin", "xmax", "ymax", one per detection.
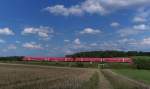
[
  {"xmin": 66, "ymin": 51, "xmax": 150, "ymax": 57},
  {"xmin": 0, "ymin": 56, "xmax": 23, "ymax": 61}
]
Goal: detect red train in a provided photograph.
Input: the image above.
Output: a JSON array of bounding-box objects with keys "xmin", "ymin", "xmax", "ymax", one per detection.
[{"xmin": 23, "ymin": 57, "xmax": 132, "ymax": 63}]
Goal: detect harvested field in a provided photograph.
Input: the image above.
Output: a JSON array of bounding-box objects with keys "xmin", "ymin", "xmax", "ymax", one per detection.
[
  {"xmin": 0, "ymin": 63, "xmax": 97, "ymax": 89},
  {"xmin": 1, "ymin": 63, "xmax": 150, "ymax": 89}
]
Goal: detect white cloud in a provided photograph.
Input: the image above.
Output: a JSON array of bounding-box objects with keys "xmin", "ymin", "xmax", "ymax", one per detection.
[
  {"xmin": 22, "ymin": 26, "xmax": 54, "ymax": 38},
  {"xmin": 80, "ymin": 28, "xmax": 101, "ymax": 34},
  {"xmin": 8, "ymin": 44, "xmax": 17, "ymax": 50},
  {"xmin": 133, "ymin": 24, "xmax": 148, "ymax": 30},
  {"xmin": 0, "ymin": 28, "xmax": 14, "ymax": 35},
  {"xmin": 90, "ymin": 43, "xmax": 98, "ymax": 46},
  {"xmin": 81, "ymin": 0, "xmax": 106, "ymax": 14},
  {"xmin": 118, "ymin": 24, "xmax": 149, "ymax": 37},
  {"xmin": 45, "ymin": 0, "xmax": 106, "ymax": 16},
  {"xmin": 45, "ymin": 5, "xmax": 83, "ymax": 16},
  {"xmin": 101, "ymin": 0, "xmax": 150, "ymax": 7},
  {"xmin": 74, "ymin": 38, "xmax": 81, "ymax": 45},
  {"xmin": 118, "ymin": 38, "xmax": 137, "ymax": 46},
  {"xmin": 64, "ymin": 50, "xmax": 74, "ymax": 55},
  {"xmin": 141, "ymin": 37, "xmax": 150, "ymax": 45},
  {"xmin": 45, "ymin": 0, "xmax": 150, "ymax": 16},
  {"xmin": 22, "ymin": 42, "xmax": 43, "ymax": 49},
  {"xmin": 133, "ymin": 8, "xmax": 150, "ymax": 23},
  {"xmin": 99, "ymin": 42, "xmax": 122, "ymax": 51},
  {"xmin": 133, "ymin": 16, "xmax": 146, "ymax": 23},
  {"xmin": 110, "ymin": 22, "xmax": 120, "ymax": 27},
  {"xmin": 16, "ymin": 41, "xmax": 21, "ymax": 44},
  {"xmin": 0, "ymin": 39, "xmax": 5, "ymax": 43},
  {"xmin": 64, "ymin": 40, "xmax": 70, "ymax": 42},
  {"xmin": 118, "ymin": 28, "xmax": 141, "ymax": 37},
  {"xmin": 129, "ymin": 37, "xmax": 150, "ymax": 47}
]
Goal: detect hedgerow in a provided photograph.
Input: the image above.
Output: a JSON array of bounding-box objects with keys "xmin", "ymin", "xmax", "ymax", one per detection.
[{"xmin": 133, "ymin": 56, "xmax": 150, "ymax": 69}]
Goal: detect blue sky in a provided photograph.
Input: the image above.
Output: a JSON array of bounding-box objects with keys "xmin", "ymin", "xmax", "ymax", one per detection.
[{"xmin": 0, "ymin": 0, "xmax": 150, "ymax": 57}]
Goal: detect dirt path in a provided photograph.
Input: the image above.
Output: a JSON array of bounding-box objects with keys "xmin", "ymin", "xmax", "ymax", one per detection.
[
  {"xmin": 98, "ymin": 70, "xmax": 113, "ymax": 89},
  {"xmin": 102, "ymin": 69, "xmax": 150, "ymax": 89}
]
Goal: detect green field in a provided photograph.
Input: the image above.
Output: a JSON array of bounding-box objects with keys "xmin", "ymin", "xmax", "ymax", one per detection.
[{"xmin": 113, "ymin": 69, "xmax": 150, "ymax": 84}]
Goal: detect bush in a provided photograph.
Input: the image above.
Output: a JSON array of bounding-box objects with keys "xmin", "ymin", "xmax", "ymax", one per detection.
[
  {"xmin": 133, "ymin": 56, "xmax": 150, "ymax": 69},
  {"xmin": 0, "ymin": 56, "xmax": 23, "ymax": 61}
]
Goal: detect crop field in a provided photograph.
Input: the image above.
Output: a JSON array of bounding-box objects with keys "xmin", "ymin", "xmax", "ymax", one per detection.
[
  {"xmin": 0, "ymin": 63, "xmax": 150, "ymax": 89},
  {"xmin": 0, "ymin": 63, "xmax": 98, "ymax": 89}
]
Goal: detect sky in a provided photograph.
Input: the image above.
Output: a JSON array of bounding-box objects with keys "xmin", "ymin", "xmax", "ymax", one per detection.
[{"xmin": 0, "ymin": 0, "xmax": 150, "ymax": 57}]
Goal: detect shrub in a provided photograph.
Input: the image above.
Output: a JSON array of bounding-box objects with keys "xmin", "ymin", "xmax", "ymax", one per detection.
[{"xmin": 133, "ymin": 56, "xmax": 150, "ymax": 69}]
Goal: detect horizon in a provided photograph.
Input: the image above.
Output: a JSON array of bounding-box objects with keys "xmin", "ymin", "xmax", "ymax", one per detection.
[{"xmin": 0, "ymin": 0, "xmax": 150, "ymax": 57}]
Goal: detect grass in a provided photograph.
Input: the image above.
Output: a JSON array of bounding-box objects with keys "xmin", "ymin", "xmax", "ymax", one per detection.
[
  {"xmin": 0, "ymin": 63, "xmax": 98, "ymax": 89},
  {"xmin": 113, "ymin": 69, "xmax": 150, "ymax": 84},
  {"xmin": 102, "ymin": 69, "xmax": 149, "ymax": 89},
  {"xmin": 100, "ymin": 63, "xmax": 135, "ymax": 69}
]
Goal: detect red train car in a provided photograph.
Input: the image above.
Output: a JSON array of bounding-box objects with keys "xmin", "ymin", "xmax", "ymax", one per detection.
[
  {"xmin": 23, "ymin": 57, "xmax": 132, "ymax": 63},
  {"xmin": 75, "ymin": 58, "xmax": 103, "ymax": 62},
  {"xmin": 102, "ymin": 58, "xmax": 131, "ymax": 63}
]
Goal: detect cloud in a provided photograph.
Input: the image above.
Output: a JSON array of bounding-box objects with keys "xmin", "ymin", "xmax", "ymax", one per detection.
[
  {"xmin": 98, "ymin": 42, "xmax": 121, "ymax": 50},
  {"xmin": 110, "ymin": 22, "xmax": 120, "ymax": 27},
  {"xmin": 74, "ymin": 38, "xmax": 81, "ymax": 45},
  {"xmin": 44, "ymin": 0, "xmax": 107, "ymax": 16},
  {"xmin": 101, "ymin": 0, "xmax": 150, "ymax": 7},
  {"xmin": 64, "ymin": 40, "xmax": 70, "ymax": 42},
  {"xmin": 0, "ymin": 28, "xmax": 14, "ymax": 35},
  {"xmin": 118, "ymin": 28, "xmax": 140, "ymax": 37},
  {"xmin": 141, "ymin": 37, "xmax": 150, "ymax": 45},
  {"xmin": 45, "ymin": 5, "xmax": 83, "ymax": 16},
  {"xmin": 8, "ymin": 44, "xmax": 17, "ymax": 50},
  {"xmin": 118, "ymin": 24, "xmax": 149, "ymax": 37},
  {"xmin": 80, "ymin": 28, "xmax": 101, "ymax": 34},
  {"xmin": 133, "ymin": 8, "xmax": 150, "ymax": 23},
  {"xmin": 126, "ymin": 37, "xmax": 150, "ymax": 48},
  {"xmin": 16, "ymin": 41, "xmax": 21, "ymax": 44},
  {"xmin": 64, "ymin": 50, "xmax": 74, "ymax": 55},
  {"xmin": 133, "ymin": 16, "xmax": 146, "ymax": 23},
  {"xmin": 90, "ymin": 43, "xmax": 98, "ymax": 46},
  {"xmin": 44, "ymin": 0, "xmax": 150, "ymax": 16},
  {"xmin": 22, "ymin": 42, "xmax": 43, "ymax": 49},
  {"xmin": 133, "ymin": 24, "xmax": 148, "ymax": 30},
  {"xmin": 22, "ymin": 26, "xmax": 54, "ymax": 39},
  {"xmin": 0, "ymin": 39, "xmax": 6, "ymax": 43},
  {"xmin": 81, "ymin": 0, "xmax": 106, "ymax": 14}
]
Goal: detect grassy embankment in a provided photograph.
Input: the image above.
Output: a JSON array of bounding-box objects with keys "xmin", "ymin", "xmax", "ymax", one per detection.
[
  {"xmin": 113, "ymin": 69, "xmax": 150, "ymax": 84},
  {"xmin": 102, "ymin": 69, "xmax": 150, "ymax": 89}
]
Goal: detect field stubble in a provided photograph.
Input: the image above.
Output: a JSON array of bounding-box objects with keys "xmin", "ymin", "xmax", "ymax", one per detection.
[{"xmin": 0, "ymin": 63, "xmax": 96, "ymax": 89}]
